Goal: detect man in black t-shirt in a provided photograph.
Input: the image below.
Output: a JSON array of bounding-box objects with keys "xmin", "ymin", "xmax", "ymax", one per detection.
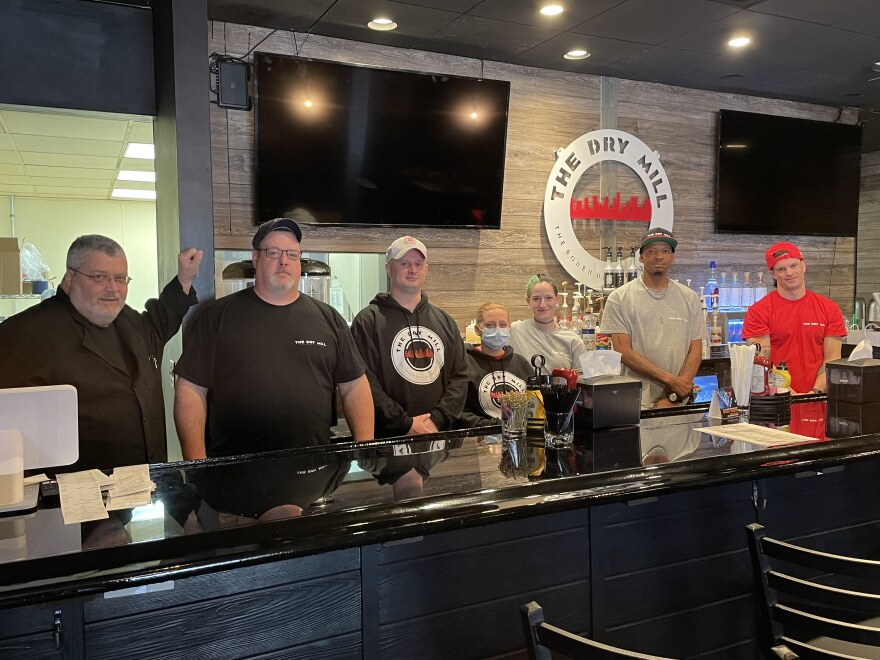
[{"xmin": 173, "ymin": 218, "xmax": 374, "ymax": 458}]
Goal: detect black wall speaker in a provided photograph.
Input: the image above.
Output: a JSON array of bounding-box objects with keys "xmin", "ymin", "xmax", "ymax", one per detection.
[{"xmin": 217, "ymin": 60, "xmax": 250, "ymax": 110}]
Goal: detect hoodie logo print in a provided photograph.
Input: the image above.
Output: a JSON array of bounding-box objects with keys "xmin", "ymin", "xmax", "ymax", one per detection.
[
  {"xmin": 391, "ymin": 326, "xmax": 445, "ymax": 385},
  {"xmin": 478, "ymin": 371, "xmax": 527, "ymax": 418}
]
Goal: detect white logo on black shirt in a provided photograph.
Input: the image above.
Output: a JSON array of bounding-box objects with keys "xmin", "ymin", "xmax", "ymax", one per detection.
[
  {"xmin": 478, "ymin": 371, "xmax": 527, "ymax": 418},
  {"xmin": 391, "ymin": 326, "xmax": 445, "ymax": 385}
]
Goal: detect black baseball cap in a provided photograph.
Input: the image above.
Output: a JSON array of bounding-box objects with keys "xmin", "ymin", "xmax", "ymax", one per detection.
[
  {"xmin": 639, "ymin": 227, "xmax": 677, "ymax": 252},
  {"xmin": 252, "ymin": 217, "xmax": 303, "ymax": 248}
]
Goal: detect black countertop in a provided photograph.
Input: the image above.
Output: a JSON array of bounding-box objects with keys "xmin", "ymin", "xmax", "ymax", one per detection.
[{"xmin": 1, "ymin": 398, "xmax": 879, "ymax": 609}]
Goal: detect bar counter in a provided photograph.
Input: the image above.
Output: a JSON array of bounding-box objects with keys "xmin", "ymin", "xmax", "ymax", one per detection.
[{"xmin": 3, "ymin": 400, "xmax": 880, "ymax": 658}]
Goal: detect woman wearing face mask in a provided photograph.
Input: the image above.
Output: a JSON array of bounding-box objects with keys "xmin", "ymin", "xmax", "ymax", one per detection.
[
  {"xmin": 510, "ymin": 274, "xmax": 586, "ymax": 374},
  {"xmin": 457, "ymin": 302, "xmax": 533, "ymax": 428}
]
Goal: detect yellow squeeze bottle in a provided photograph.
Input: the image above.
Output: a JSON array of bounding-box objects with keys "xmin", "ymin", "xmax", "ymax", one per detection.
[{"xmin": 770, "ymin": 361, "xmax": 791, "ymax": 393}]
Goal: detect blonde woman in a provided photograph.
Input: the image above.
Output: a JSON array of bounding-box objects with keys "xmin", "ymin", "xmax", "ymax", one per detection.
[
  {"xmin": 509, "ymin": 274, "xmax": 585, "ymax": 373},
  {"xmin": 458, "ymin": 302, "xmax": 532, "ymax": 428}
]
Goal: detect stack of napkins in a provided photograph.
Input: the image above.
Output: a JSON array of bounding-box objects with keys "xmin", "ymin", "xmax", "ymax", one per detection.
[{"xmin": 55, "ymin": 465, "xmax": 154, "ymax": 524}]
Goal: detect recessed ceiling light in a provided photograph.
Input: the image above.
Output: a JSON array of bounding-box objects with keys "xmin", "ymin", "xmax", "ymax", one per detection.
[
  {"xmin": 540, "ymin": 5, "xmax": 564, "ymax": 16},
  {"xmin": 872, "ymin": 62, "xmax": 880, "ymax": 73},
  {"xmin": 564, "ymin": 49, "xmax": 590, "ymax": 60},
  {"xmin": 728, "ymin": 36, "xmax": 751, "ymax": 48},
  {"xmin": 368, "ymin": 18, "xmax": 397, "ymax": 31},
  {"xmin": 124, "ymin": 143, "xmax": 154, "ymax": 160},
  {"xmin": 111, "ymin": 188, "xmax": 157, "ymax": 200},
  {"xmin": 117, "ymin": 170, "xmax": 156, "ymax": 182}
]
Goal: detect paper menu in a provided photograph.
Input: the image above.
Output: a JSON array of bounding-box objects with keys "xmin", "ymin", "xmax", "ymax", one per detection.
[{"xmin": 697, "ymin": 423, "xmax": 818, "ymax": 447}]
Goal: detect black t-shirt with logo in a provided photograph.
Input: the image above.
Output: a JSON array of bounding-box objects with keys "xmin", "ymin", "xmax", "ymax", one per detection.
[{"xmin": 175, "ymin": 288, "xmax": 365, "ymax": 457}]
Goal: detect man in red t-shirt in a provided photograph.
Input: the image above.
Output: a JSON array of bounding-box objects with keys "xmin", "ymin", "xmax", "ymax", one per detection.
[{"xmin": 743, "ymin": 242, "xmax": 847, "ymax": 395}]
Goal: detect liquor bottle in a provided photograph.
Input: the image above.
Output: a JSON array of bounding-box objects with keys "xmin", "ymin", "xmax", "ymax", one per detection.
[
  {"xmin": 603, "ymin": 248, "xmax": 615, "ymax": 290},
  {"xmin": 582, "ymin": 290, "xmax": 596, "ymax": 351},
  {"xmin": 626, "ymin": 247, "xmax": 638, "ymax": 282},
  {"xmin": 613, "ymin": 247, "xmax": 625, "ymax": 288},
  {"xmin": 703, "ymin": 261, "xmax": 719, "ymax": 313},
  {"xmin": 717, "ymin": 271, "xmax": 730, "ymax": 311},
  {"xmin": 701, "ymin": 296, "xmax": 710, "ymax": 358},
  {"xmin": 741, "ymin": 271, "xmax": 755, "ymax": 307},
  {"xmin": 729, "ymin": 271, "xmax": 743, "ymax": 310},
  {"xmin": 754, "ymin": 270, "xmax": 768, "ymax": 302}
]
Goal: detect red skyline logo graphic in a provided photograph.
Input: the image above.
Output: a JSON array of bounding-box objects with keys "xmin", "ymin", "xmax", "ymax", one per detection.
[{"xmin": 570, "ymin": 192, "xmax": 652, "ymax": 222}]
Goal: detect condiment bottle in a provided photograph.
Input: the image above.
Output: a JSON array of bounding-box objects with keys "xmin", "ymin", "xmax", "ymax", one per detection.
[{"xmin": 750, "ymin": 344, "xmax": 772, "ymax": 396}]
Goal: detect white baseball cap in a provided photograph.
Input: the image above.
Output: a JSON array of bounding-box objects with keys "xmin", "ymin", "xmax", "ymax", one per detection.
[{"xmin": 386, "ymin": 236, "xmax": 428, "ymax": 263}]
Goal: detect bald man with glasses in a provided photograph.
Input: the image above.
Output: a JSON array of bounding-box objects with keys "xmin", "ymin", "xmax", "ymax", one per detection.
[
  {"xmin": 0, "ymin": 234, "xmax": 202, "ymax": 471},
  {"xmin": 174, "ymin": 218, "xmax": 374, "ymax": 460}
]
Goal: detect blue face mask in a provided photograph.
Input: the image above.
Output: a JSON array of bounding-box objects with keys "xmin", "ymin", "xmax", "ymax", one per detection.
[{"xmin": 480, "ymin": 327, "xmax": 510, "ymax": 350}]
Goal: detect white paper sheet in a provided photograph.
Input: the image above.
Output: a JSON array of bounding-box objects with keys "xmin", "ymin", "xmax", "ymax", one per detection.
[
  {"xmin": 57, "ymin": 471, "xmax": 108, "ymax": 523},
  {"xmin": 697, "ymin": 423, "xmax": 817, "ymax": 447}
]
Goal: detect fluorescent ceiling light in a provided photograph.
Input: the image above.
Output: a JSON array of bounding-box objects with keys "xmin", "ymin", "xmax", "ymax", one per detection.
[
  {"xmin": 117, "ymin": 170, "xmax": 156, "ymax": 182},
  {"xmin": 728, "ymin": 36, "xmax": 751, "ymax": 48},
  {"xmin": 124, "ymin": 143, "xmax": 154, "ymax": 159},
  {"xmin": 540, "ymin": 5, "xmax": 564, "ymax": 15},
  {"xmin": 111, "ymin": 188, "xmax": 157, "ymax": 200},
  {"xmin": 564, "ymin": 50, "xmax": 590, "ymax": 60},
  {"xmin": 368, "ymin": 18, "xmax": 397, "ymax": 31}
]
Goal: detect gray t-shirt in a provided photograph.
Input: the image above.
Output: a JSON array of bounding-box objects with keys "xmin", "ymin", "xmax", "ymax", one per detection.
[
  {"xmin": 601, "ymin": 279, "xmax": 706, "ymax": 407},
  {"xmin": 509, "ymin": 319, "xmax": 586, "ymax": 374}
]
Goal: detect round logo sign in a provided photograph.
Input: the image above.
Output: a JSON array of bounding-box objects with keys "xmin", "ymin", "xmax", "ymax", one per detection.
[
  {"xmin": 391, "ymin": 326, "xmax": 445, "ymax": 385},
  {"xmin": 477, "ymin": 371, "xmax": 527, "ymax": 418},
  {"xmin": 543, "ymin": 129, "xmax": 674, "ymax": 288}
]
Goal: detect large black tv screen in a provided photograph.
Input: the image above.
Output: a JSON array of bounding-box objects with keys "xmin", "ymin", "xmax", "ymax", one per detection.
[
  {"xmin": 254, "ymin": 53, "xmax": 510, "ymax": 229},
  {"xmin": 716, "ymin": 109, "xmax": 862, "ymax": 237}
]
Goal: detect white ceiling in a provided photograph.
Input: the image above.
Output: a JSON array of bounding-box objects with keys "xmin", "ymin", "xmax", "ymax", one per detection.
[{"xmin": 0, "ymin": 107, "xmax": 154, "ymax": 201}]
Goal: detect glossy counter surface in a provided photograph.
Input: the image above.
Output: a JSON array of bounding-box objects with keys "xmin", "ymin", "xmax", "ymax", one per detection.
[{"xmin": 1, "ymin": 399, "xmax": 878, "ymax": 609}]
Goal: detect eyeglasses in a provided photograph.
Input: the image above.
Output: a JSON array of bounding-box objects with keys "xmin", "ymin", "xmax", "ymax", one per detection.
[
  {"xmin": 69, "ymin": 268, "xmax": 132, "ymax": 285},
  {"xmin": 258, "ymin": 248, "xmax": 302, "ymax": 261}
]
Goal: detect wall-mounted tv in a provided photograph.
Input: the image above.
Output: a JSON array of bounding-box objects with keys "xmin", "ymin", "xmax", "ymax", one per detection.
[
  {"xmin": 254, "ymin": 53, "xmax": 510, "ymax": 230},
  {"xmin": 715, "ymin": 109, "xmax": 862, "ymax": 237}
]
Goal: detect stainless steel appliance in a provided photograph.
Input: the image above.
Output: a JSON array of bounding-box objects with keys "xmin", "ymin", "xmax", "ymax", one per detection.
[{"xmin": 220, "ymin": 257, "xmax": 332, "ymax": 302}]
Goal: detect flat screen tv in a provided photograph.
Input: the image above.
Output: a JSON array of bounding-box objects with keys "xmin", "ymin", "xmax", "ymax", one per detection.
[
  {"xmin": 715, "ymin": 109, "xmax": 862, "ymax": 237},
  {"xmin": 254, "ymin": 53, "xmax": 510, "ymax": 229}
]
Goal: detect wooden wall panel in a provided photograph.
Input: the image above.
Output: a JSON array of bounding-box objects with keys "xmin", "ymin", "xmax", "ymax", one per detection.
[
  {"xmin": 210, "ymin": 21, "xmax": 862, "ymax": 327},
  {"xmin": 858, "ymin": 151, "xmax": 880, "ymax": 310}
]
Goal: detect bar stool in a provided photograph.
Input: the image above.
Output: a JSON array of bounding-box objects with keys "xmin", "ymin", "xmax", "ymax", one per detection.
[
  {"xmin": 520, "ymin": 601, "xmax": 675, "ymax": 659},
  {"xmin": 746, "ymin": 522, "xmax": 880, "ymax": 659}
]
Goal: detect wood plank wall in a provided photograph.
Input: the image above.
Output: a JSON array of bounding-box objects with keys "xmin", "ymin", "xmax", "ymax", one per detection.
[
  {"xmin": 858, "ymin": 151, "xmax": 880, "ymax": 312},
  {"xmin": 209, "ymin": 21, "xmax": 863, "ymax": 328}
]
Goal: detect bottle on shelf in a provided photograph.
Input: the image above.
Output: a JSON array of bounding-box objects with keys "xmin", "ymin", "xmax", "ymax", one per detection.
[
  {"xmin": 603, "ymin": 248, "xmax": 615, "ymax": 290},
  {"xmin": 571, "ymin": 292, "xmax": 583, "ymax": 335},
  {"xmin": 741, "ymin": 271, "xmax": 755, "ymax": 307},
  {"xmin": 729, "ymin": 271, "xmax": 743, "ymax": 310},
  {"xmin": 613, "ymin": 247, "xmax": 625, "ymax": 288},
  {"xmin": 701, "ymin": 296, "xmax": 710, "ymax": 359},
  {"xmin": 754, "ymin": 270, "xmax": 768, "ymax": 302},
  {"xmin": 558, "ymin": 291, "xmax": 570, "ymax": 329},
  {"xmin": 710, "ymin": 308, "xmax": 723, "ymax": 346},
  {"xmin": 594, "ymin": 296, "xmax": 612, "ymax": 350},
  {"xmin": 717, "ymin": 271, "xmax": 730, "ymax": 311},
  {"xmin": 703, "ymin": 261, "xmax": 719, "ymax": 313},
  {"xmin": 582, "ymin": 289, "xmax": 596, "ymax": 351},
  {"xmin": 626, "ymin": 247, "xmax": 638, "ymax": 282}
]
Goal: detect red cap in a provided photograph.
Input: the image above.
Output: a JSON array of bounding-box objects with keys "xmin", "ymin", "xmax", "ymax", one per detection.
[{"xmin": 765, "ymin": 242, "xmax": 804, "ymax": 270}]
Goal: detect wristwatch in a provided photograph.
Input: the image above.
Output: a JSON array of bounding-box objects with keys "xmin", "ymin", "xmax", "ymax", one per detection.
[{"xmin": 667, "ymin": 391, "xmax": 691, "ymax": 404}]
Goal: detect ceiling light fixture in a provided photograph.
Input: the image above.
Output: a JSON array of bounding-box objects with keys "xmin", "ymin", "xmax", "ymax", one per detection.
[
  {"xmin": 117, "ymin": 170, "xmax": 156, "ymax": 182},
  {"xmin": 540, "ymin": 5, "xmax": 564, "ymax": 16},
  {"xmin": 111, "ymin": 189, "xmax": 157, "ymax": 200},
  {"xmin": 872, "ymin": 62, "xmax": 880, "ymax": 73},
  {"xmin": 728, "ymin": 36, "xmax": 751, "ymax": 48},
  {"xmin": 124, "ymin": 143, "xmax": 154, "ymax": 160},
  {"xmin": 368, "ymin": 18, "xmax": 397, "ymax": 31},
  {"xmin": 564, "ymin": 49, "xmax": 590, "ymax": 60}
]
